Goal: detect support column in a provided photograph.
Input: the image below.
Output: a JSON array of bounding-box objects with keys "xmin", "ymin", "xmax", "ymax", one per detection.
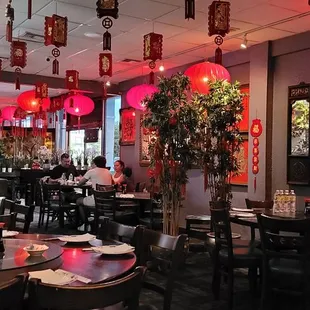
[{"xmin": 248, "ymin": 41, "xmax": 273, "ymax": 200}]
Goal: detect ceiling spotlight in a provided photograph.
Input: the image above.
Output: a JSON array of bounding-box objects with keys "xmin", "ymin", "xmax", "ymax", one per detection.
[
  {"xmin": 159, "ymin": 65, "xmax": 165, "ymax": 72},
  {"xmin": 240, "ymin": 34, "xmax": 248, "ymax": 49},
  {"xmin": 106, "ymin": 81, "xmax": 111, "ymax": 86}
]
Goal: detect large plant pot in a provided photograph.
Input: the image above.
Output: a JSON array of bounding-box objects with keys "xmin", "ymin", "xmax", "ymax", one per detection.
[{"xmin": 209, "ymin": 200, "xmax": 230, "ymax": 209}]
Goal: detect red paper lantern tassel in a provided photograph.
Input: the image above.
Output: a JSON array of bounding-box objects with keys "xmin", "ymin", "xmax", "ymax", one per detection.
[
  {"xmin": 52, "ymin": 59, "xmax": 59, "ymax": 75},
  {"xmin": 215, "ymin": 47, "xmax": 222, "ymax": 65},
  {"xmin": 6, "ymin": 21, "xmax": 12, "ymax": 42},
  {"xmin": 149, "ymin": 71, "xmax": 155, "ymax": 84},
  {"xmin": 254, "ymin": 176, "xmax": 257, "ymax": 193},
  {"xmin": 15, "ymin": 75, "xmax": 20, "ymax": 90},
  {"xmin": 77, "ymin": 116, "xmax": 81, "ymax": 130},
  {"xmin": 28, "ymin": 0, "xmax": 32, "ymax": 19}
]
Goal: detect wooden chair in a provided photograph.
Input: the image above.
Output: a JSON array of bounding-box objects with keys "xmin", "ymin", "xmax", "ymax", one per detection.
[
  {"xmin": 95, "ymin": 184, "xmax": 114, "ymax": 191},
  {"xmin": 27, "ymin": 267, "xmax": 145, "ymax": 310},
  {"xmin": 5, "ymin": 200, "xmax": 35, "ymax": 233},
  {"xmin": 0, "ymin": 274, "xmax": 28, "ymax": 310},
  {"xmin": 257, "ymin": 214, "xmax": 310, "ymax": 310},
  {"xmin": 36, "ymin": 178, "xmax": 47, "ymax": 228},
  {"xmin": 0, "ymin": 213, "xmax": 17, "ymax": 230},
  {"xmin": 245, "ymin": 198, "xmax": 273, "ymax": 240},
  {"xmin": 210, "ymin": 207, "xmax": 262, "ymax": 309},
  {"xmin": 139, "ymin": 228, "xmax": 187, "ymax": 310},
  {"xmin": 44, "ymin": 183, "xmax": 77, "ymax": 230}
]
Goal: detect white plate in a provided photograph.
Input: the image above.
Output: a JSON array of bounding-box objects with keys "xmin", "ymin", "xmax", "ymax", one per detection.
[
  {"xmin": 231, "ymin": 207, "xmax": 254, "ymax": 213},
  {"xmin": 92, "ymin": 244, "xmax": 135, "ymax": 255},
  {"xmin": 3, "ymin": 230, "xmax": 19, "ymax": 238},
  {"xmin": 231, "ymin": 212, "xmax": 256, "ymax": 218},
  {"xmin": 58, "ymin": 233, "xmax": 96, "ymax": 243}
]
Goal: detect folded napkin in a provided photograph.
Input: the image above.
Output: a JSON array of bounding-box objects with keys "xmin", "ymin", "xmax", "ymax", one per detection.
[
  {"xmin": 2, "ymin": 230, "xmax": 19, "ymax": 238},
  {"xmin": 92, "ymin": 243, "xmax": 134, "ymax": 255},
  {"xmin": 58, "ymin": 233, "xmax": 96, "ymax": 242},
  {"xmin": 231, "ymin": 207, "xmax": 254, "ymax": 213},
  {"xmin": 29, "ymin": 269, "xmax": 75, "ymax": 285},
  {"xmin": 119, "ymin": 194, "xmax": 135, "ymax": 198}
]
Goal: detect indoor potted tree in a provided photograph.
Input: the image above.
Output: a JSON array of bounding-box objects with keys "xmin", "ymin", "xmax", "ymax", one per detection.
[
  {"xmin": 196, "ymin": 79, "xmax": 245, "ymax": 207},
  {"xmin": 143, "ymin": 73, "xmax": 201, "ymax": 236}
]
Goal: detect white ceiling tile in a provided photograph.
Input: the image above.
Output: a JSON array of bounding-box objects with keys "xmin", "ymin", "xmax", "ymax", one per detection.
[
  {"xmin": 233, "ymin": 4, "xmax": 300, "ymax": 25},
  {"xmin": 149, "ymin": 0, "xmax": 187, "ymax": 6},
  {"xmin": 156, "ymin": 8, "xmax": 207, "ymax": 29},
  {"xmin": 119, "ymin": 0, "xmax": 178, "ymax": 20},
  {"xmin": 164, "ymin": 40, "xmax": 200, "ymax": 54},
  {"xmin": 273, "ymin": 15, "xmax": 310, "ymax": 33},
  {"xmin": 247, "ymin": 27, "xmax": 295, "ymax": 42},
  {"xmin": 165, "ymin": 54, "xmax": 204, "ymax": 65},
  {"xmin": 268, "ymin": 0, "xmax": 310, "ymax": 13},
  {"xmin": 170, "ymin": 30, "xmax": 212, "ymax": 45}
]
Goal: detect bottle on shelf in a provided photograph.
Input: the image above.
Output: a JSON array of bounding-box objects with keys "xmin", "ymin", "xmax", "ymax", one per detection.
[
  {"xmin": 278, "ymin": 190, "xmax": 284, "ymax": 212},
  {"xmin": 273, "ymin": 190, "xmax": 280, "ymax": 213},
  {"xmin": 290, "ymin": 190, "xmax": 296, "ymax": 213},
  {"xmin": 284, "ymin": 189, "xmax": 290, "ymax": 213}
]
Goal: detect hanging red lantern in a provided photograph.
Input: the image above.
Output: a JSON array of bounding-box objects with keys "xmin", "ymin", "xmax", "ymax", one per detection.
[
  {"xmin": 5, "ymin": 0, "xmax": 14, "ymax": 42},
  {"xmin": 10, "ymin": 41, "xmax": 27, "ymax": 89},
  {"xmin": 126, "ymin": 84, "xmax": 158, "ymax": 111},
  {"xmin": 2, "ymin": 106, "xmax": 16, "ymax": 121},
  {"xmin": 17, "ymin": 90, "xmax": 50, "ymax": 113},
  {"xmin": 44, "ymin": 15, "xmax": 68, "ymax": 47},
  {"xmin": 64, "ymin": 94, "xmax": 95, "ymax": 129},
  {"xmin": 184, "ymin": 61, "xmax": 230, "ymax": 94}
]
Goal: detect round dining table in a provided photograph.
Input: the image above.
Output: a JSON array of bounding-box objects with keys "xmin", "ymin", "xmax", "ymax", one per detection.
[{"xmin": 0, "ymin": 234, "xmax": 136, "ymax": 285}]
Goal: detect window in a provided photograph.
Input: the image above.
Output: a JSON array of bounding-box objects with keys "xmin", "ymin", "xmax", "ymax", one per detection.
[{"xmin": 105, "ymin": 96, "xmax": 121, "ymax": 169}]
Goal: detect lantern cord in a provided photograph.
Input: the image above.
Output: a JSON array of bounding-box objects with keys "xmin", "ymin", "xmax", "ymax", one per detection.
[
  {"xmin": 15, "ymin": 74, "xmax": 20, "ymax": 90},
  {"xmin": 27, "ymin": 0, "xmax": 32, "ymax": 19},
  {"xmin": 78, "ymin": 116, "xmax": 81, "ymax": 130},
  {"xmin": 6, "ymin": 21, "xmax": 12, "ymax": 42}
]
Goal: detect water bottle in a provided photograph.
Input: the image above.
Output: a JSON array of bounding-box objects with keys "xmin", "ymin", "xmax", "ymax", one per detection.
[
  {"xmin": 284, "ymin": 190, "xmax": 290, "ymax": 213},
  {"xmin": 278, "ymin": 190, "xmax": 284, "ymax": 212},
  {"xmin": 69, "ymin": 173, "xmax": 73, "ymax": 182},
  {"xmin": 61, "ymin": 173, "xmax": 66, "ymax": 181},
  {"xmin": 273, "ymin": 190, "xmax": 279, "ymax": 212},
  {"xmin": 290, "ymin": 190, "xmax": 296, "ymax": 213}
]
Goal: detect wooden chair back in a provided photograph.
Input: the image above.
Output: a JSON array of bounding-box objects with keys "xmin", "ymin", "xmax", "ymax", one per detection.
[
  {"xmin": 28, "ymin": 267, "xmax": 145, "ymax": 310},
  {"xmin": 95, "ymin": 184, "xmax": 114, "ymax": 192},
  {"xmin": 245, "ymin": 198, "xmax": 273, "ymax": 210},
  {"xmin": 0, "ymin": 274, "xmax": 28, "ymax": 310},
  {"xmin": 13, "ymin": 203, "xmax": 35, "ymax": 233},
  {"xmin": 3, "ymin": 199, "xmax": 16, "ymax": 213},
  {"xmin": 43, "ymin": 183, "xmax": 62, "ymax": 208},
  {"xmin": 210, "ymin": 208, "xmax": 234, "ymax": 262},
  {"xmin": 0, "ymin": 213, "xmax": 17, "ymax": 230},
  {"xmin": 139, "ymin": 228, "xmax": 187, "ymax": 310}
]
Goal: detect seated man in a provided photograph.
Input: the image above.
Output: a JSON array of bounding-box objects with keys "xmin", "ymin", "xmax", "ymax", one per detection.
[
  {"xmin": 49, "ymin": 153, "xmax": 80, "ymax": 203},
  {"xmin": 76, "ymin": 156, "xmax": 112, "ymax": 223}
]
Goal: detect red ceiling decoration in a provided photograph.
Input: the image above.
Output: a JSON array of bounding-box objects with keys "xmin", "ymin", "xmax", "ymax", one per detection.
[
  {"xmin": 5, "ymin": 0, "xmax": 14, "ymax": 42},
  {"xmin": 35, "ymin": 82, "xmax": 48, "ymax": 99},
  {"xmin": 2, "ymin": 106, "xmax": 16, "ymax": 121},
  {"xmin": 184, "ymin": 62, "xmax": 231, "ymax": 94},
  {"xmin": 185, "ymin": 0, "xmax": 195, "ymax": 20},
  {"xmin": 126, "ymin": 84, "xmax": 158, "ymax": 111},
  {"xmin": 10, "ymin": 41, "xmax": 27, "ymax": 90},
  {"xmin": 17, "ymin": 90, "xmax": 51, "ymax": 113},
  {"xmin": 143, "ymin": 32, "xmax": 163, "ymax": 84},
  {"xmin": 64, "ymin": 94, "xmax": 95, "ymax": 129},
  {"xmin": 99, "ymin": 53, "xmax": 112, "ymax": 78},
  {"xmin": 65, "ymin": 70, "xmax": 79, "ymax": 90},
  {"xmin": 44, "ymin": 14, "xmax": 68, "ymax": 75},
  {"xmin": 208, "ymin": 1, "xmax": 230, "ymax": 65},
  {"xmin": 13, "ymin": 107, "xmax": 27, "ymax": 137}
]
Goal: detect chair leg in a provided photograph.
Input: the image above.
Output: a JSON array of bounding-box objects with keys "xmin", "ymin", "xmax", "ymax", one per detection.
[
  {"xmin": 45, "ymin": 211, "xmax": 49, "ymax": 231},
  {"xmin": 248, "ymin": 267, "xmax": 258, "ymax": 297},
  {"xmin": 212, "ymin": 266, "xmax": 221, "ymax": 300},
  {"xmin": 260, "ymin": 268, "xmax": 269, "ymax": 310},
  {"xmin": 227, "ymin": 269, "xmax": 234, "ymax": 310}
]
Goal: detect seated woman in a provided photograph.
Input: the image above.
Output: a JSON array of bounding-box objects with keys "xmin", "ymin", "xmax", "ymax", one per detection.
[
  {"xmin": 112, "ymin": 160, "xmax": 125, "ymax": 187},
  {"xmin": 76, "ymin": 156, "xmax": 112, "ymax": 223}
]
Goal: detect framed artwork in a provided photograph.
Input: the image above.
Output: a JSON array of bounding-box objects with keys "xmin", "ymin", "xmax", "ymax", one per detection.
[
  {"xmin": 139, "ymin": 115, "xmax": 156, "ymax": 167},
  {"xmin": 231, "ymin": 135, "xmax": 248, "ymax": 186},
  {"xmin": 119, "ymin": 108, "xmax": 136, "ymax": 146},
  {"xmin": 238, "ymin": 84, "xmax": 249, "ymax": 132}
]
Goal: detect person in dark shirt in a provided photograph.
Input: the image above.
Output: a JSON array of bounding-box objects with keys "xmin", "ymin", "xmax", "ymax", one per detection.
[{"xmin": 49, "ymin": 153, "xmax": 80, "ymax": 203}]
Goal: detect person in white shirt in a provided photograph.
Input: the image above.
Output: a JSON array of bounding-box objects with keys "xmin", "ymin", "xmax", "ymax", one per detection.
[{"xmin": 77, "ymin": 156, "xmax": 112, "ymax": 219}]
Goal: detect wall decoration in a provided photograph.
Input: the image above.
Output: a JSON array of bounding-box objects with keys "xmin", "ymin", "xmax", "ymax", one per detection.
[
  {"xmin": 238, "ymin": 85, "xmax": 249, "ymax": 132},
  {"xmin": 231, "ymin": 136, "xmax": 248, "ymax": 185},
  {"xmin": 84, "ymin": 128, "xmax": 99, "ymax": 143},
  {"xmin": 250, "ymin": 118, "xmax": 263, "ymax": 192},
  {"xmin": 139, "ymin": 114, "xmax": 156, "ymax": 166},
  {"xmin": 120, "ymin": 108, "xmax": 135, "ymax": 146}
]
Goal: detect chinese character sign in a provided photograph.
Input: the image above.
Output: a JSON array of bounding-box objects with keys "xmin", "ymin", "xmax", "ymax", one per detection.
[{"xmin": 120, "ymin": 108, "xmax": 136, "ymax": 145}]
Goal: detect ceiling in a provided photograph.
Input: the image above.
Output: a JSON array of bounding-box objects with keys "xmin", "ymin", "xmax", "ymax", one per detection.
[{"xmin": 0, "ymin": 0, "xmax": 309, "ymax": 86}]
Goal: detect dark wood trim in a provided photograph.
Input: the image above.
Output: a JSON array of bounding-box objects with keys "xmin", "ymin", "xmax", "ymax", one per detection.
[{"xmin": 265, "ymin": 41, "xmax": 274, "ymax": 201}]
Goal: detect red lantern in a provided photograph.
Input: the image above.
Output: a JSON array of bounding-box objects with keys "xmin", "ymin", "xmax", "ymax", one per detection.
[
  {"xmin": 35, "ymin": 82, "xmax": 48, "ymax": 99},
  {"xmin": 64, "ymin": 94, "xmax": 95, "ymax": 129},
  {"xmin": 184, "ymin": 62, "xmax": 230, "ymax": 94},
  {"xmin": 250, "ymin": 119, "xmax": 263, "ymax": 138},
  {"xmin": 2, "ymin": 106, "xmax": 16, "ymax": 121},
  {"xmin": 10, "ymin": 41, "xmax": 27, "ymax": 68},
  {"xmin": 143, "ymin": 33, "xmax": 163, "ymax": 61},
  {"xmin": 17, "ymin": 90, "xmax": 50, "ymax": 113},
  {"xmin": 99, "ymin": 53, "xmax": 112, "ymax": 77},
  {"xmin": 65, "ymin": 70, "xmax": 79, "ymax": 90},
  {"xmin": 44, "ymin": 15, "xmax": 68, "ymax": 47},
  {"xmin": 126, "ymin": 84, "xmax": 158, "ymax": 111},
  {"xmin": 208, "ymin": 1, "xmax": 230, "ymax": 37}
]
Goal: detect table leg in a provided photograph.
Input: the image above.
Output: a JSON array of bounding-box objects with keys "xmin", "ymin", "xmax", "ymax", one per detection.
[{"xmin": 59, "ymin": 209, "xmax": 65, "ymax": 228}]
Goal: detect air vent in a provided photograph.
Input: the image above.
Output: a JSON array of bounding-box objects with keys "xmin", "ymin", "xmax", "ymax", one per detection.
[
  {"xmin": 16, "ymin": 31, "xmax": 44, "ymax": 44},
  {"xmin": 121, "ymin": 58, "xmax": 141, "ymax": 63}
]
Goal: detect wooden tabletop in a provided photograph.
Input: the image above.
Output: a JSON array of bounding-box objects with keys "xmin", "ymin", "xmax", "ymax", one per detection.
[
  {"xmin": 60, "ymin": 184, "xmax": 92, "ymax": 189},
  {"xmin": 0, "ymin": 234, "xmax": 136, "ymax": 285}
]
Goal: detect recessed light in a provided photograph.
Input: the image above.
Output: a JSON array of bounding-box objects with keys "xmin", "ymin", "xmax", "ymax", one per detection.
[{"xmin": 84, "ymin": 32, "xmax": 101, "ymax": 38}]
